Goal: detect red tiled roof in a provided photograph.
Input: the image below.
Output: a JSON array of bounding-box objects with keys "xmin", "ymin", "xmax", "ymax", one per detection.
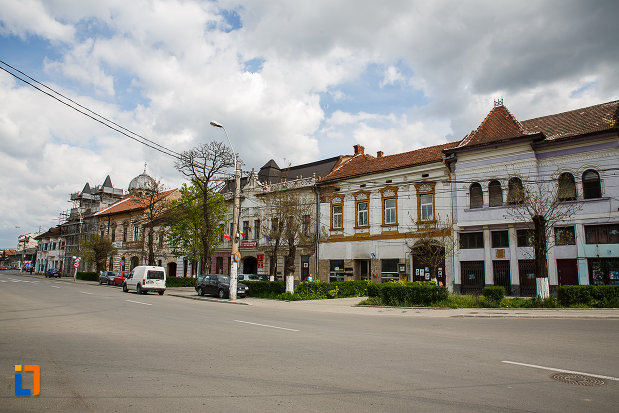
[
  {"xmin": 95, "ymin": 189, "xmax": 177, "ymax": 216},
  {"xmin": 320, "ymin": 141, "xmax": 460, "ymax": 182},
  {"xmin": 521, "ymin": 100, "xmax": 619, "ymax": 140},
  {"xmin": 456, "ymin": 100, "xmax": 619, "ymax": 150}
]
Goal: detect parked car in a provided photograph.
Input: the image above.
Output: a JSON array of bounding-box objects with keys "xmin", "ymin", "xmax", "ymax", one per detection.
[
  {"xmin": 0, "ymin": 266, "xmax": 7, "ymax": 270},
  {"xmin": 123, "ymin": 266, "xmax": 166, "ymax": 295},
  {"xmin": 195, "ymin": 274, "xmax": 249, "ymax": 298},
  {"xmin": 45, "ymin": 268, "xmax": 62, "ymax": 278},
  {"xmin": 238, "ymin": 273, "xmax": 269, "ymax": 281},
  {"xmin": 113, "ymin": 271, "xmax": 130, "ymax": 286},
  {"xmin": 99, "ymin": 271, "xmax": 116, "ymax": 285}
]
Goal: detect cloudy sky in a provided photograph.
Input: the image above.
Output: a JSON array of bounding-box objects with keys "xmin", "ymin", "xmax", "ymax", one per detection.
[{"xmin": 1, "ymin": 0, "xmax": 618, "ymax": 248}]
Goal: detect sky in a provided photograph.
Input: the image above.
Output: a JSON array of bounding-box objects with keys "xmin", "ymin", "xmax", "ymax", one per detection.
[{"xmin": 1, "ymin": 0, "xmax": 618, "ymax": 248}]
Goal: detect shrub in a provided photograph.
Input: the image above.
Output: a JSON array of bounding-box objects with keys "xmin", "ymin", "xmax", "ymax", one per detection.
[
  {"xmin": 482, "ymin": 286, "xmax": 505, "ymax": 302},
  {"xmin": 166, "ymin": 276, "xmax": 198, "ymax": 287},
  {"xmin": 293, "ymin": 280, "xmax": 371, "ymax": 300},
  {"xmin": 243, "ymin": 281, "xmax": 286, "ymax": 297},
  {"xmin": 367, "ymin": 281, "xmax": 448, "ymax": 306},
  {"xmin": 76, "ymin": 272, "xmax": 98, "ymax": 281},
  {"xmin": 557, "ymin": 285, "xmax": 619, "ymax": 308}
]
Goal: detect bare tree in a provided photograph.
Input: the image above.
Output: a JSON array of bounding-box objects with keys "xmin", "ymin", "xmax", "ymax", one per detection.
[
  {"xmin": 407, "ymin": 214, "xmax": 456, "ymax": 286},
  {"xmin": 504, "ymin": 177, "xmax": 582, "ymax": 298},
  {"xmin": 260, "ymin": 181, "xmax": 315, "ymax": 292},
  {"xmin": 175, "ymin": 142, "xmax": 235, "ymax": 271}
]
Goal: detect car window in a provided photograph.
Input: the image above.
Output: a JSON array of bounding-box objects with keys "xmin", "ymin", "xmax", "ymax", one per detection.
[{"xmin": 147, "ymin": 270, "xmax": 164, "ymax": 280}]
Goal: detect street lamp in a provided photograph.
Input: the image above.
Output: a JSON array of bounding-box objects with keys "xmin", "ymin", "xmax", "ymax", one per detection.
[{"xmin": 210, "ymin": 121, "xmax": 241, "ymax": 301}]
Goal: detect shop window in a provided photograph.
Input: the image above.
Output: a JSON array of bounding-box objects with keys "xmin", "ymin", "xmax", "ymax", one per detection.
[
  {"xmin": 488, "ymin": 180, "xmax": 503, "ymax": 207},
  {"xmin": 517, "ymin": 229, "xmax": 534, "ymax": 247},
  {"xmin": 582, "ymin": 169, "xmax": 602, "ymax": 199},
  {"xmin": 507, "ymin": 177, "xmax": 524, "ymax": 204},
  {"xmin": 469, "ymin": 183, "xmax": 483, "ymax": 209},
  {"xmin": 491, "ymin": 230, "xmax": 509, "ymax": 248},
  {"xmin": 381, "ymin": 259, "xmax": 399, "ymax": 282},
  {"xmin": 585, "ymin": 224, "xmax": 619, "ymax": 244},
  {"xmin": 460, "ymin": 232, "xmax": 484, "ymax": 249},
  {"xmin": 554, "ymin": 226, "xmax": 576, "ymax": 245},
  {"xmin": 588, "ymin": 258, "xmax": 619, "ymax": 285},
  {"xmin": 557, "ymin": 172, "xmax": 576, "ymax": 201},
  {"xmin": 329, "ymin": 259, "xmax": 345, "ymax": 282}
]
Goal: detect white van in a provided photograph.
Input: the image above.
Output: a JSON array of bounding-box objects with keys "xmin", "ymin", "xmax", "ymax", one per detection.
[{"xmin": 123, "ymin": 266, "xmax": 166, "ymax": 295}]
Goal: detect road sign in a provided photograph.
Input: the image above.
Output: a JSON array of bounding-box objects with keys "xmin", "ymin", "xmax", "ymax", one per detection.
[
  {"xmin": 74, "ymin": 257, "xmax": 81, "ymax": 268},
  {"xmin": 119, "ymin": 259, "xmax": 125, "ymax": 267}
]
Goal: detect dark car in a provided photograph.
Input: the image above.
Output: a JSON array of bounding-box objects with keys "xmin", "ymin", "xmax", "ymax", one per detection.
[
  {"xmin": 45, "ymin": 268, "xmax": 61, "ymax": 278},
  {"xmin": 99, "ymin": 271, "xmax": 116, "ymax": 285},
  {"xmin": 195, "ymin": 274, "xmax": 249, "ymax": 298}
]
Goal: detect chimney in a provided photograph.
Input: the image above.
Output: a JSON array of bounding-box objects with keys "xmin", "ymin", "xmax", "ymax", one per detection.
[
  {"xmin": 377, "ymin": 151, "xmax": 383, "ymax": 158},
  {"xmin": 353, "ymin": 144, "xmax": 365, "ymax": 155}
]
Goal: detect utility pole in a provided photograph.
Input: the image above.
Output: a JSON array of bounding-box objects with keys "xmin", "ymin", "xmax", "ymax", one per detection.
[{"xmin": 210, "ymin": 121, "xmax": 240, "ymax": 301}]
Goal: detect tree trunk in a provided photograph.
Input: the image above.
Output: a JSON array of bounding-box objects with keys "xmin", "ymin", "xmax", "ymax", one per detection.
[{"xmin": 532, "ymin": 215, "xmax": 549, "ymax": 298}]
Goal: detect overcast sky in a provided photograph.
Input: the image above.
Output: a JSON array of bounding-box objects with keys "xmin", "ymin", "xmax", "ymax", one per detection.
[{"xmin": 1, "ymin": 0, "xmax": 618, "ymax": 248}]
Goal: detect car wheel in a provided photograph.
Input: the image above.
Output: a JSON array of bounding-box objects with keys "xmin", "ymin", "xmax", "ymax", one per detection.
[
  {"xmin": 158, "ymin": 291, "xmax": 164, "ymax": 295},
  {"xmin": 136, "ymin": 284, "xmax": 142, "ymax": 295},
  {"xmin": 218, "ymin": 289, "xmax": 226, "ymax": 299},
  {"xmin": 197, "ymin": 287, "xmax": 203, "ymax": 296},
  {"xmin": 123, "ymin": 283, "xmax": 128, "ymax": 293}
]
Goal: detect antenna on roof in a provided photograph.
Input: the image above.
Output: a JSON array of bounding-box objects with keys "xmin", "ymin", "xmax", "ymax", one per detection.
[{"xmin": 494, "ymin": 98, "xmax": 504, "ymax": 107}]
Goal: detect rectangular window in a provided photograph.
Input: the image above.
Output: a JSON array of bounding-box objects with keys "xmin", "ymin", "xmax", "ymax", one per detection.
[
  {"xmin": 555, "ymin": 226, "xmax": 576, "ymax": 246},
  {"xmin": 517, "ymin": 229, "xmax": 533, "ymax": 247},
  {"xmin": 254, "ymin": 220, "xmax": 261, "ymax": 240},
  {"xmin": 302, "ymin": 214, "xmax": 311, "ymax": 236},
  {"xmin": 332, "ymin": 205, "xmax": 343, "ymax": 229},
  {"xmin": 460, "ymin": 232, "xmax": 484, "ymax": 249},
  {"xmin": 460, "ymin": 261, "xmax": 485, "ymax": 294},
  {"xmin": 100, "ymin": 230, "xmax": 104, "ymax": 237},
  {"xmin": 420, "ymin": 194, "xmax": 433, "ymax": 221},
  {"xmin": 52, "ymin": 242, "xmax": 57, "ymax": 251},
  {"xmin": 111, "ymin": 228, "xmax": 116, "ymax": 241},
  {"xmin": 123, "ymin": 228, "xmax": 127, "ymax": 242},
  {"xmin": 133, "ymin": 226, "xmax": 139, "ymax": 241},
  {"xmin": 242, "ymin": 220, "xmax": 249, "ymax": 240},
  {"xmin": 329, "ymin": 259, "xmax": 345, "ymax": 282},
  {"xmin": 491, "ymin": 231, "xmax": 509, "ymax": 248},
  {"xmin": 384, "ymin": 198, "xmax": 396, "ymax": 225},
  {"xmin": 159, "ymin": 233, "xmax": 164, "ymax": 248},
  {"xmin": 357, "ymin": 201, "xmax": 368, "ymax": 227},
  {"xmin": 271, "ymin": 218, "xmax": 278, "ymax": 232},
  {"xmin": 381, "ymin": 259, "xmax": 399, "ymax": 283},
  {"xmin": 585, "ymin": 224, "xmax": 619, "ymax": 244}
]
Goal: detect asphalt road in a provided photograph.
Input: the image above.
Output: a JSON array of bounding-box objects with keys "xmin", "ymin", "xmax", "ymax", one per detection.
[{"xmin": 1, "ymin": 270, "xmax": 618, "ymax": 412}]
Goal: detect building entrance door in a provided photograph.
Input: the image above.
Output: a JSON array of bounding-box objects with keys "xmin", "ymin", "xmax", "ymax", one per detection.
[
  {"xmin": 557, "ymin": 259, "xmax": 578, "ymax": 285},
  {"xmin": 301, "ymin": 256, "xmax": 310, "ymax": 280}
]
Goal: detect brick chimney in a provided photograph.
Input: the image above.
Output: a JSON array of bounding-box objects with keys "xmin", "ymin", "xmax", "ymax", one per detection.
[
  {"xmin": 353, "ymin": 144, "xmax": 365, "ymax": 155},
  {"xmin": 377, "ymin": 151, "xmax": 383, "ymax": 158}
]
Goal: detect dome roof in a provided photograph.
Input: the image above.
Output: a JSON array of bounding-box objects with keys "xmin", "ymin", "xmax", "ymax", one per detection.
[{"xmin": 128, "ymin": 172, "xmax": 155, "ymax": 192}]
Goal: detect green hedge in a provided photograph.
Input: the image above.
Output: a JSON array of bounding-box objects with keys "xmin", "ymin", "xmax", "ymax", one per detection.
[
  {"xmin": 367, "ymin": 281, "xmax": 448, "ymax": 306},
  {"xmin": 557, "ymin": 285, "xmax": 619, "ymax": 308},
  {"xmin": 76, "ymin": 272, "xmax": 98, "ymax": 281},
  {"xmin": 166, "ymin": 276, "xmax": 198, "ymax": 287},
  {"xmin": 243, "ymin": 281, "xmax": 286, "ymax": 297},
  {"xmin": 294, "ymin": 280, "xmax": 371, "ymax": 299},
  {"xmin": 482, "ymin": 286, "xmax": 505, "ymax": 302}
]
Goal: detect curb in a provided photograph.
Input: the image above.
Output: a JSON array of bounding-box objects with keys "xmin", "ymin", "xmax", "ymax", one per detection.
[{"xmin": 167, "ymin": 293, "xmax": 251, "ymax": 305}]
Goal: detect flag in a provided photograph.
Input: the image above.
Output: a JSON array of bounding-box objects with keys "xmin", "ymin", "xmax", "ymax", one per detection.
[
  {"xmin": 239, "ymin": 231, "xmax": 246, "ymax": 238},
  {"xmin": 222, "ymin": 230, "xmax": 231, "ymax": 240}
]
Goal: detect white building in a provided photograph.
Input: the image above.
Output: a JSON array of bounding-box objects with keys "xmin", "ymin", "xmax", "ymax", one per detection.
[
  {"xmin": 34, "ymin": 227, "xmax": 64, "ymax": 273},
  {"xmin": 444, "ymin": 100, "xmax": 619, "ymax": 295}
]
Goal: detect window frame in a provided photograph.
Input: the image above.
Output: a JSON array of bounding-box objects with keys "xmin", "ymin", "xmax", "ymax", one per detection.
[
  {"xmin": 460, "ymin": 232, "xmax": 484, "ymax": 249},
  {"xmin": 507, "ymin": 177, "xmax": 524, "ymax": 204},
  {"xmin": 491, "ymin": 230, "xmax": 509, "ymax": 248},
  {"xmin": 330, "ymin": 195, "xmax": 344, "ymax": 230},
  {"xmin": 469, "ymin": 182, "xmax": 483, "ymax": 209},
  {"xmin": 516, "ymin": 229, "xmax": 534, "ymax": 247},
  {"xmin": 557, "ymin": 172, "xmax": 577, "ymax": 201},
  {"xmin": 415, "ymin": 182, "xmax": 436, "ymax": 223},
  {"xmin": 488, "ymin": 180, "xmax": 503, "ymax": 207},
  {"xmin": 582, "ymin": 169, "xmax": 602, "ymax": 199},
  {"xmin": 380, "ymin": 186, "xmax": 398, "ymax": 227},
  {"xmin": 554, "ymin": 226, "xmax": 576, "ymax": 246},
  {"xmin": 353, "ymin": 191, "xmax": 370, "ymax": 228}
]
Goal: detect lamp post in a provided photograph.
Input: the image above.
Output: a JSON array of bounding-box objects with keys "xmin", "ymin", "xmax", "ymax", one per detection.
[{"xmin": 210, "ymin": 121, "xmax": 240, "ymax": 301}]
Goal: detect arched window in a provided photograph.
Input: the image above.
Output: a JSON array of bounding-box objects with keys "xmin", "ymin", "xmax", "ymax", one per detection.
[
  {"xmin": 488, "ymin": 180, "xmax": 503, "ymax": 207},
  {"xmin": 557, "ymin": 172, "xmax": 576, "ymax": 201},
  {"xmin": 507, "ymin": 177, "xmax": 524, "ymax": 204},
  {"xmin": 469, "ymin": 183, "xmax": 483, "ymax": 209},
  {"xmin": 582, "ymin": 169, "xmax": 601, "ymax": 199}
]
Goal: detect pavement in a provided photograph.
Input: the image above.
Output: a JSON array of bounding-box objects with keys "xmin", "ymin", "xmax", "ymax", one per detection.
[{"xmin": 9, "ymin": 271, "xmax": 619, "ymax": 319}]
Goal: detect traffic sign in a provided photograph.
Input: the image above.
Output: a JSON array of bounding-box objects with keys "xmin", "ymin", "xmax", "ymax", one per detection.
[
  {"xmin": 119, "ymin": 259, "xmax": 125, "ymax": 267},
  {"xmin": 73, "ymin": 257, "xmax": 81, "ymax": 268}
]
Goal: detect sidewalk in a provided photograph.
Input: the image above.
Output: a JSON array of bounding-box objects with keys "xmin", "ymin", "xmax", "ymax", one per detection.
[{"xmin": 165, "ymin": 286, "xmax": 619, "ymax": 319}]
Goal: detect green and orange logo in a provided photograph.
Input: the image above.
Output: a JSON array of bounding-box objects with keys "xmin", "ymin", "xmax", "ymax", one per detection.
[{"xmin": 14, "ymin": 365, "xmax": 40, "ymax": 396}]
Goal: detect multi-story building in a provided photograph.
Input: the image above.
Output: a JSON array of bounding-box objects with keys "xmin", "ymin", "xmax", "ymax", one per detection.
[
  {"xmin": 59, "ymin": 175, "xmax": 125, "ymax": 275},
  {"xmin": 34, "ymin": 226, "xmax": 64, "ymax": 273},
  {"xmin": 444, "ymin": 100, "xmax": 619, "ymax": 295},
  {"xmin": 213, "ymin": 157, "xmax": 345, "ymax": 281},
  {"xmin": 317, "ymin": 143, "xmax": 458, "ymax": 287},
  {"xmin": 94, "ymin": 172, "xmax": 180, "ymax": 275}
]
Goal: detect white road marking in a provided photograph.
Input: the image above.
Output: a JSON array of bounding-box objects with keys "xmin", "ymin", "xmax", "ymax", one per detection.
[
  {"xmin": 126, "ymin": 300, "xmax": 152, "ymax": 306},
  {"xmin": 51, "ymin": 286, "xmax": 61, "ymax": 289},
  {"xmin": 234, "ymin": 320, "xmax": 299, "ymax": 332},
  {"xmin": 80, "ymin": 291, "xmax": 93, "ymax": 295},
  {"xmin": 502, "ymin": 361, "xmax": 619, "ymax": 381}
]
